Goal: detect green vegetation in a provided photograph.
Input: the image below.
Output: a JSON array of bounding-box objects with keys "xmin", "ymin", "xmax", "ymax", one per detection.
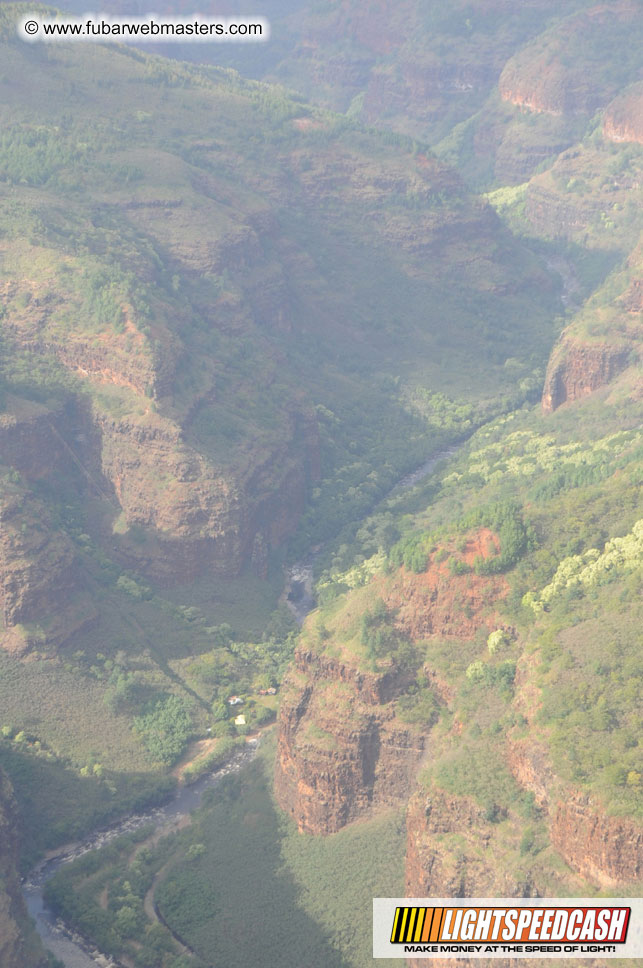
[
  {"xmin": 534, "ymin": 599, "xmax": 642, "ymax": 818},
  {"xmin": 133, "ymin": 696, "xmax": 194, "ymax": 766},
  {"xmin": 182, "ymin": 737, "xmax": 244, "ymax": 784},
  {"xmin": 462, "ymin": 501, "xmax": 535, "ymax": 574},
  {"xmin": 360, "ymin": 599, "xmax": 398, "ymax": 659},
  {"xmin": 389, "ymin": 532, "xmax": 431, "ymax": 573},
  {"xmin": 0, "ymin": 4, "xmax": 641, "ymax": 961},
  {"xmin": 49, "ymin": 740, "xmax": 403, "ymax": 968},
  {"xmin": 526, "ymin": 518, "xmax": 643, "ymax": 611},
  {"xmin": 0, "ymin": 741, "xmax": 175, "ymax": 870},
  {"xmin": 464, "ymin": 427, "xmax": 641, "ymax": 485},
  {"xmin": 44, "ymin": 825, "xmax": 196, "ymax": 968},
  {"xmin": 360, "ymin": 599, "xmax": 419, "ymax": 672},
  {"xmin": 307, "ymin": 381, "xmax": 642, "ymax": 828}
]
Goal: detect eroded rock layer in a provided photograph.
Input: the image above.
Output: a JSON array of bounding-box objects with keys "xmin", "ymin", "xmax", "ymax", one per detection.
[{"xmin": 275, "ymin": 647, "xmax": 426, "ymax": 833}]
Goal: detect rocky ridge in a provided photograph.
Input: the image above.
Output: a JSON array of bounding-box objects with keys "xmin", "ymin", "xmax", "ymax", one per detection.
[
  {"xmin": 499, "ymin": 3, "xmax": 642, "ymax": 119},
  {"xmin": 275, "ymin": 531, "xmax": 506, "ymax": 833},
  {"xmin": 541, "ymin": 244, "xmax": 642, "ymax": 412},
  {"xmin": 541, "ymin": 338, "xmax": 634, "ymax": 412}
]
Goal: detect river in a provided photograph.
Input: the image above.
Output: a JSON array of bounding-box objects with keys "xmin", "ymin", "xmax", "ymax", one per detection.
[
  {"xmin": 25, "ymin": 440, "xmax": 467, "ymax": 967},
  {"xmin": 23, "ymin": 740, "xmax": 259, "ymax": 968}
]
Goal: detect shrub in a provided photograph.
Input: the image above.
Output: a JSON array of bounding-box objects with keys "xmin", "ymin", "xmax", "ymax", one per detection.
[
  {"xmin": 133, "ymin": 696, "xmax": 193, "ymax": 766},
  {"xmin": 487, "ymin": 629, "xmax": 510, "ymax": 654}
]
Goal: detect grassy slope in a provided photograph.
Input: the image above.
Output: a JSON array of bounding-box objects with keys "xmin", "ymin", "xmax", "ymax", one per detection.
[
  {"xmin": 314, "ymin": 388, "xmax": 643, "ymax": 821},
  {"xmin": 0, "ymin": 0, "xmax": 566, "ymax": 869},
  {"xmin": 4, "ymin": 4, "xmax": 638, "ymax": 964},
  {"xmin": 46, "ymin": 736, "xmax": 405, "ymax": 968},
  {"xmin": 45, "ymin": 382, "xmax": 643, "ymax": 964}
]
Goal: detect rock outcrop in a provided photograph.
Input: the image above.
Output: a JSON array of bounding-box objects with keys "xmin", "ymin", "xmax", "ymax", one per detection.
[
  {"xmin": 274, "ymin": 646, "xmax": 427, "ymax": 833},
  {"xmin": 551, "ymin": 793, "xmax": 643, "ymax": 887},
  {"xmin": 541, "ymin": 338, "xmax": 633, "ymax": 412},
  {"xmin": 0, "ymin": 16, "xmax": 564, "ymax": 657},
  {"xmin": 94, "ymin": 405, "xmax": 317, "ymax": 582},
  {"xmin": 542, "ymin": 243, "xmax": 642, "ymax": 412},
  {"xmin": 404, "ymin": 788, "xmax": 541, "ymax": 901},
  {"xmin": 499, "ymin": 3, "xmax": 642, "ymax": 119},
  {"xmin": 0, "ymin": 403, "xmax": 98, "ymax": 654},
  {"xmin": 383, "ymin": 530, "xmax": 507, "ymax": 640},
  {"xmin": 603, "ymin": 82, "xmax": 643, "ymax": 145},
  {"xmin": 0, "ymin": 484, "xmax": 92, "ymax": 654}
]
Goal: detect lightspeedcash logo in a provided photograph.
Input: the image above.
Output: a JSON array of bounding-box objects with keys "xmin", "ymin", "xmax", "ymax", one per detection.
[{"xmin": 374, "ymin": 898, "xmax": 643, "ymax": 959}]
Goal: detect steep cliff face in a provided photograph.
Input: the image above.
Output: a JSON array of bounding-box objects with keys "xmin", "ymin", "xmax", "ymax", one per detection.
[
  {"xmin": 0, "ymin": 401, "xmax": 98, "ymax": 654},
  {"xmin": 0, "ymin": 770, "xmax": 47, "ymax": 968},
  {"xmin": 551, "ymin": 794, "xmax": 643, "ymax": 887},
  {"xmin": 449, "ymin": 2, "xmax": 643, "ymax": 187},
  {"xmin": 0, "ymin": 13, "xmax": 563, "ymax": 656},
  {"xmin": 405, "ymin": 789, "xmax": 527, "ymax": 898},
  {"xmin": 0, "ymin": 400, "xmax": 67, "ymax": 480},
  {"xmin": 403, "ymin": 728, "xmax": 642, "ymax": 968},
  {"xmin": 264, "ymin": 0, "xmax": 586, "ymax": 144},
  {"xmin": 541, "ymin": 243, "xmax": 642, "ymax": 412},
  {"xmin": 0, "ymin": 483, "xmax": 85, "ymax": 652},
  {"xmin": 406, "ymin": 746, "xmax": 643, "ymax": 910},
  {"xmin": 93, "ymin": 404, "xmax": 316, "ymax": 582},
  {"xmin": 499, "ymin": 3, "xmax": 642, "ymax": 119},
  {"xmin": 274, "ymin": 523, "xmax": 643, "ymax": 918},
  {"xmin": 275, "ymin": 530, "xmax": 510, "ymax": 833},
  {"xmin": 506, "ymin": 737, "xmax": 643, "ymax": 888},
  {"xmin": 404, "ymin": 790, "xmax": 573, "ymax": 968},
  {"xmin": 603, "ymin": 82, "xmax": 643, "ymax": 145},
  {"xmin": 541, "ymin": 338, "xmax": 633, "ymax": 412},
  {"xmin": 275, "ymin": 646, "xmax": 426, "ymax": 833}
]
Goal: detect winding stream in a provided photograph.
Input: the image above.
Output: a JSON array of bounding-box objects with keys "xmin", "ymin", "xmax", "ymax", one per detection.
[
  {"xmin": 23, "ymin": 740, "xmax": 259, "ymax": 968},
  {"xmin": 25, "ymin": 440, "xmax": 467, "ymax": 967}
]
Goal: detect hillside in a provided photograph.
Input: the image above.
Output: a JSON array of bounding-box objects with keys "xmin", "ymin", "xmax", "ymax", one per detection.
[
  {"xmin": 273, "ymin": 387, "xmax": 643, "ymax": 915},
  {"xmin": 78, "ymin": 1, "xmax": 641, "ymax": 188},
  {"xmin": 59, "ymin": 382, "xmax": 643, "ymax": 967},
  {"xmin": 0, "ymin": 6, "xmax": 565, "ymax": 937},
  {"xmin": 0, "ymin": 2, "xmax": 641, "ymax": 967},
  {"xmin": 0, "ymin": 3, "xmax": 561, "ymax": 657}
]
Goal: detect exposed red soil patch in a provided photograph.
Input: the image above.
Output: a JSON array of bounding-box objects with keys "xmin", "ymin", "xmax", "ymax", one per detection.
[
  {"xmin": 292, "ymin": 117, "xmax": 326, "ymax": 131},
  {"xmin": 381, "ymin": 528, "xmax": 508, "ymax": 640}
]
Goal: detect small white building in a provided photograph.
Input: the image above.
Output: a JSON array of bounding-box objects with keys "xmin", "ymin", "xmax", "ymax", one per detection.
[{"xmin": 234, "ymin": 714, "xmax": 246, "ymax": 726}]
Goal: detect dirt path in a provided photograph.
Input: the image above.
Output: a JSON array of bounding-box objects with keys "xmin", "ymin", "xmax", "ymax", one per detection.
[
  {"xmin": 171, "ymin": 735, "xmax": 220, "ymax": 780},
  {"xmin": 143, "ymin": 856, "xmax": 194, "ymax": 959}
]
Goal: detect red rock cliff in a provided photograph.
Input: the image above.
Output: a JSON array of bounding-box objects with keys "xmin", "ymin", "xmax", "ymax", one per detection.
[
  {"xmin": 274, "ymin": 646, "xmax": 427, "ymax": 833},
  {"xmin": 541, "ymin": 337, "xmax": 633, "ymax": 412},
  {"xmin": 499, "ymin": 3, "xmax": 641, "ymax": 118},
  {"xmin": 603, "ymin": 82, "xmax": 643, "ymax": 144}
]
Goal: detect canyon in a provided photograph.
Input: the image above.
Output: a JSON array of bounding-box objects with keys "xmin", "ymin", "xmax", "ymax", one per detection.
[{"xmin": 0, "ymin": 2, "xmax": 641, "ymax": 965}]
